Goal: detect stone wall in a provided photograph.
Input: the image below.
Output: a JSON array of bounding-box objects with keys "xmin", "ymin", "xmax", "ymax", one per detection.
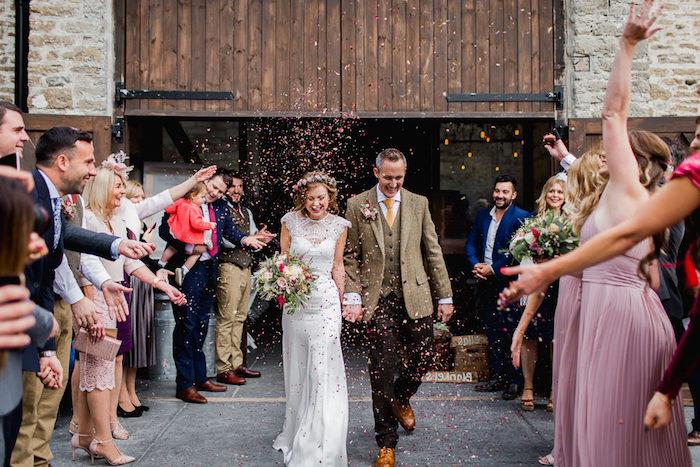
[
  {"xmin": 26, "ymin": 0, "xmax": 113, "ymax": 115},
  {"xmin": 566, "ymin": 0, "xmax": 700, "ymax": 119},
  {"xmin": 0, "ymin": 2, "xmax": 14, "ymax": 102}
]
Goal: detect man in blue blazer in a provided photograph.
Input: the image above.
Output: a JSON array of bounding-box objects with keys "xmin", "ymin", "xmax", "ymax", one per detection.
[
  {"xmin": 465, "ymin": 175, "xmax": 529, "ymax": 399},
  {"xmin": 159, "ymin": 169, "xmax": 272, "ymax": 403}
]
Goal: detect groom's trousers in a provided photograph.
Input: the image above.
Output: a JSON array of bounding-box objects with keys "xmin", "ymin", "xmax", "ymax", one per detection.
[
  {"xmin": 172, "ymin": 259, "xmax": 216, "ymax": 391},
  {"xmin": 367, "ymin": 293, "xmax": 433, "ymax": 448}
]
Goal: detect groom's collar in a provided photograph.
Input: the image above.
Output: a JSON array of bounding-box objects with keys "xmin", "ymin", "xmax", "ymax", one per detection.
[{"xmin": 375, "ymin": 185, "xmax": 401, "ymax": 204}]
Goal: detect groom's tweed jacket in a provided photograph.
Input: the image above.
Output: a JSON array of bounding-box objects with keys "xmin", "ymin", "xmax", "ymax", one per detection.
[{"xmin": 344, "ymin": 187, "xmax": 452, "ymax": 322}]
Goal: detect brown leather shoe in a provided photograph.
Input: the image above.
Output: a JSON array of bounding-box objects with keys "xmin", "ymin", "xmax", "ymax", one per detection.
[
  {"xmin": 195, "ymin": 380, "xmax": 227, "ymax": 392},
  {"xmin": 217, "ymin": 371, "xmax": 246, "ymax": 385},
  {"xmin": 175, "ymin": 387, "xmax": 207, "ymax": 404},
  {"xmin": 393, "ymin": 401, "xmax": 416, "ymax": 432},
  {"xmin": 234, "ymin": 366, "xmax": 261, "ymax": 378},
  {"xmin": 375, "ymin": 447, "xmax": 395, "ymax": 467}
]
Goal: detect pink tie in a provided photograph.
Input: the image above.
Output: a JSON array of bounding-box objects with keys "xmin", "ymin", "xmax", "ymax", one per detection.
[{"xmin": 208, "ymin": 204, "xmax": 219, "ymax": 257}]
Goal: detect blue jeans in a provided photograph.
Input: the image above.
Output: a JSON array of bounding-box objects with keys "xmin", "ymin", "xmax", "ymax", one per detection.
[{"xmin": 172, "ymin": 259, "xmax": 216, "ymax": 391}]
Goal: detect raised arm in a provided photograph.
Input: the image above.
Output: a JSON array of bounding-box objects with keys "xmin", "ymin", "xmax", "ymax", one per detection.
[{"xmin": 601, "ymin": 0, "xmax": 662, "ymax": 197}]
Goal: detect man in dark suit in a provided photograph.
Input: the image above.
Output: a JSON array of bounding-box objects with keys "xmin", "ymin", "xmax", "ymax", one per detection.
[
  {"xmin": 11, "ymin": 125, "xmax": 154, "ymax": 467},
  {"xmin": 465, "ymin": 175, "xmax": 529, "ymax": 399},
  {"xmin": 159, "ymin": 169, "xmax": 272, "ymax": 403}
]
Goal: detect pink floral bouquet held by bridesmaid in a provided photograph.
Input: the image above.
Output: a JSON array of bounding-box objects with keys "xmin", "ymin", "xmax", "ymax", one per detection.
[
  {"xmin": 507, "ymin": 211, "xmax": 579, "ymax": 263},
  {"xmin": 254, "ymin": 252, "xmax": 316, "ymax": 315}
]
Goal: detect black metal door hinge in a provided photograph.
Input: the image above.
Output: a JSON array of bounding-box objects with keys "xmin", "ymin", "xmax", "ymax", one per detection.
[
  {"xmin": 446, "ymin": 86, "xmax": 563, "ymax": 111},
  {"xmin": 114, "ymin": 82, "xmax": 234, "ymax": 106}
]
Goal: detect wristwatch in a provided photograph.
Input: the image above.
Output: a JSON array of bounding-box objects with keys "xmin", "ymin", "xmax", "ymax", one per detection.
[{"xmin": 40, "ymin": 351, "xmax": 56, "ymax": 358}]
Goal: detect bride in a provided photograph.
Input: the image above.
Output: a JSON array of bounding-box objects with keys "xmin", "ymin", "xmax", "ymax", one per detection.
[{"xmin": 272, "ymin": 171, "xmax": 350, "ymax": 466}]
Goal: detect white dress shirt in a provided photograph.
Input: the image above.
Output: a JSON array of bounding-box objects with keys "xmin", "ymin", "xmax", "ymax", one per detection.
[
  {"xmin": 555, "ymin": 153, "xmax": 577, "ymax": 181},
  {"xmin": 343, "ymin": 185, "xmax": 452, "ymax": 306}
]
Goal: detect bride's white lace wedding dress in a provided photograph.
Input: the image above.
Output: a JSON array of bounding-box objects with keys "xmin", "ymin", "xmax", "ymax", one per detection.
[{"xmin": 272, "ymin": 211, "xmax": 350, "ymax": 466}]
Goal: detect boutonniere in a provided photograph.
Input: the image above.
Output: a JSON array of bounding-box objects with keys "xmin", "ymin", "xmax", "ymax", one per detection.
[
  {"xmin": 360, "ymin": 200, "xmax": 379, "ymax": 221},
  {"xmin": 61, "ymin": 196, "xmax": 77, "ymax": 221}
]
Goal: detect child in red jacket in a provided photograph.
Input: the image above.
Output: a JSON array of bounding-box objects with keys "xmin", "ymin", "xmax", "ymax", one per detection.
[{"xmin": 160, "ymin": 182, "xmax": 216, "ymax": 283}]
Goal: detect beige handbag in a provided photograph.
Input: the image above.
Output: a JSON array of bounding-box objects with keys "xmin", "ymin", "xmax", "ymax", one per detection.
[{"xmin": 73, "ymin": 328, "xmax": 121, "ymax": 361}]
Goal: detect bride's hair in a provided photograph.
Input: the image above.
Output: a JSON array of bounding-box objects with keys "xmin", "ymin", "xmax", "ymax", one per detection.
[
  {"xmin": 292, "ymin": 171, "xmax": 339, "ymax": 215},
  {"xmin": 564, "ymin": 148, "xmax": 608, "ymax": 235}
]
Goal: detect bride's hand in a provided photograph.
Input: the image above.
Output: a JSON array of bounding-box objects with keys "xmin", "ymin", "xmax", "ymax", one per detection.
[{"xmin": 342, "ymin": 304, "xmax": 363, "ymax": 323}]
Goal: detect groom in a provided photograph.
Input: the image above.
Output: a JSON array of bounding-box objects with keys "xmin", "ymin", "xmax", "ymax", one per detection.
[{"xmin": 343, "ymin": 148, "xmax": 454, "ymax": 467}]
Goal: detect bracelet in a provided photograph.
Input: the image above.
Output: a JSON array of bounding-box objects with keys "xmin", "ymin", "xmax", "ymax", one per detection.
[
  {"xmin": 40, "ymin": 351, "xmax": 56, "ymax": 358},
  {"xmin": 654, "ymin": 392, "xmax": 672, "ymax": 407}
]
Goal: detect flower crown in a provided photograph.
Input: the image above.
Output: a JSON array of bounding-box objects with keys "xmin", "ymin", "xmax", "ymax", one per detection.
[
  {"xmin": 101, "ymin": 150, "xmax": 133, "ymax": 179},
  {"xmin": 292, "ymin": 173, "xmax": 337, "ymax": 193}
]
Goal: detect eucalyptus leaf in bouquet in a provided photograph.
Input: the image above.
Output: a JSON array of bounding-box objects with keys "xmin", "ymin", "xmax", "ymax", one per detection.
[
  {"xmin": 253, "ymin": 252, "xmax": 316, "ymax": 315},
  {"xmin": 506, "ymin": 211, "xmax": 579, "ymax": 263}
]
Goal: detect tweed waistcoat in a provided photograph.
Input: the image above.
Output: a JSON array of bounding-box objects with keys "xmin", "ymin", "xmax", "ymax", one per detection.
[
  {"xmin": 379, "ymin": 206, "xmax": 402, "ymax": 298},
  {"xmin": 219, "ymin": 203, "xmax": 253, "ymax": 269}
]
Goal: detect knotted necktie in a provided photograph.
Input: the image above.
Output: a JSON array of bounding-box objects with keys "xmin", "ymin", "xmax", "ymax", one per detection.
[{"xmin": 383, "ymin": 198, "xmax": 395, "ymax": 227}]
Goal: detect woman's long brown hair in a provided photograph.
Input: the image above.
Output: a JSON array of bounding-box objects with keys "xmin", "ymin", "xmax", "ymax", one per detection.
[{"xmin": 0, "ymin": 177, "xmax": 34, "ymax": 369}]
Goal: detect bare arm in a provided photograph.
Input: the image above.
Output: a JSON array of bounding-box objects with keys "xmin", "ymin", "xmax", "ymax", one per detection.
[
  {"xmin": 332, "ymin": 228, "xmax": 348, "ymax": 299},
  {"xmin": 280, "ymin": 224, "xmax": 291, "ymax": 255},
  {"xmin": 168, "ymin": 166, "xmax": 217, "ymax": 201},
  {"xmin": 501, "ymin": 177, "xmax": 700, "ymax": 301}
]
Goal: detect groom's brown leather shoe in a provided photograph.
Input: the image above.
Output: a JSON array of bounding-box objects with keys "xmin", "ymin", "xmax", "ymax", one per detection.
[
  {"xmin": 393, "ymin": 401, "xmax": 416, "ymax": 432},
  {"xmin": 217, "ymin": 371, "xmax": 246, "ymax": 385},
  {"xmin": 375, "ymin": 448, "xmax": 395, "ymax": 467}
]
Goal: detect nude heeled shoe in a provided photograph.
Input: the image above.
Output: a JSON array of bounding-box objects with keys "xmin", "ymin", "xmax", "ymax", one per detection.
[
  {"xmin": 110, "ymin": 421, "xmax": 129, "ymax": 440},
  {"xmin": 89, "ymin": 438, "xmax": 135, "ymax": 465},
  {"xmin": 70, "ymin": 433, "xmax": 93, "ymax": 460}
]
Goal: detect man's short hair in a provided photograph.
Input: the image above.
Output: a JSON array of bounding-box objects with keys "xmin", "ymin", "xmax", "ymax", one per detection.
[
  {"xmin": 35, "ymin": 127, "xmax": 93, "ymax": 166},
  {"xmin": 214, "ymin": 168, "xmax": 233, "ymax": 187},
  {"xmin": 229, "ymin": 171, "xmax": 244, "ymax": 182},
  {"xmin": 375, "ymin": 148, "xmax": 407, "ymax": 168},
  {"xmin": 0, "ymin": 101, "xmax": 22, "ymax": 126},
  {"xmin": 494, "ymin": 174, "xmax": 517, "ymax": 191}
]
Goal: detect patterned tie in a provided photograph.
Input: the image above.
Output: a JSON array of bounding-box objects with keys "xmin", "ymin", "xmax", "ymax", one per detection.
[
  {"xmin": 52, "ymin": 197, "xmax": 61, "ymax": 248},
  {"xmin": 208, "ymin": 204, "xmax": 219, "ymax": 257},
  {"xmin": 383, "ymin": 198, "xmax": 395, "ymax": 227}
]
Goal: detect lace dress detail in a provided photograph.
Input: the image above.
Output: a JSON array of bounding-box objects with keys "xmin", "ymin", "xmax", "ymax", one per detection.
[{"xmin": 273, "ymin": 211, "xmax": 350, "ymax": 466}]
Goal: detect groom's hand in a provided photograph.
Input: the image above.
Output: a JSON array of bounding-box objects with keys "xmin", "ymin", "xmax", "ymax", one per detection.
[
  {"xmin": 437, "ymin": 304, "xmax": 454, "ymax": 323},
  {"xmin": 342, "ymin": 304, "xmax": 363, "ymax": 323}
]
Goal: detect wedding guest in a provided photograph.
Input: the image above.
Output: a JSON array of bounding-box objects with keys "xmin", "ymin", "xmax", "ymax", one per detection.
[
  {"xmin": 118, "ymin": 167, "xmax": 217, "ymax": 417},
  {"xmin": 0, "ymin": 177, "xmax": 57, "ymax": 467},
  {"xmin": 215, "ymin": 174, "xmax": 263, "ymax": 385},
  {"xmin": 10, "ymin": 126, "xmax": 153, "ymax": 467},
  {"xmin": 466, "ymin": 175, "xmax": 529, "ymax": 400},
  {"xmin": 511, "ymin": 151, "xmax": 607, "ymax": 466},
  {"xmin": 543, "ymin": 132, "xmax": 576, "ymax": 181},
  {"xmin": 501, "ymin": 4, "xmax": 690, "ymax": 464},
  {"xmin": 70, "ymin": 160, "xmax": 185, "ymax": 465},
  {"xmin": 158, "ymin": 169, "xmax": 272, "ymax": 403},
  {"xmin": 511, "ymin": 176, "xmax": 565, "ymax": 413}
]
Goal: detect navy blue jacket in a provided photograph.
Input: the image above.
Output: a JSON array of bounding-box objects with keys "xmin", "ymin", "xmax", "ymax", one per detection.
[
  {"xmin": 23, "ymin": 170, "xmax": 117, "ymax": 371},
  {"xmin": 159, "ymin": 198, "xmax": 246, "ymax": 267},
  {"xmin": 465, "ymin": 204, "xmax": 530, "ymax": 281}
]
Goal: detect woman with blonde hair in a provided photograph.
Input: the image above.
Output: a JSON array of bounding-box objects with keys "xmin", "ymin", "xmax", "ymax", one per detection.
[
  {"xmin": 273, "ymin": 171, "xmax": 350, "ymax": 466},
  {"xmin": 70, "ymin": 157, "xmax": 186, "ymax": 465},
  {"xmin": 502, "ymin": 3, "xmax": 690, "ymax": 465},
  {"xmin": 510, "ymin": 176, "xmax": 565, "ymax": 416}
]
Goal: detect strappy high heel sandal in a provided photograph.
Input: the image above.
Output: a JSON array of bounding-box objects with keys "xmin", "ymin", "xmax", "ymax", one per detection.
[
  {"xmin": 110, "ymin": 421, "xmax": 129, "ymax": 440},
  {"xmin": 88, "ymin": 438, "xmax": 135, "ymax": 465},
  {"xmin": 70, "ymin": 433, "xmax": 93, "ymax": 460},
  {"xmin": 68, "ymin": 419, "xmax": 80, "ymax": 435},
  {"xmin": 521, "ymin": 387, "xmax": 535, "ymax": 412}
]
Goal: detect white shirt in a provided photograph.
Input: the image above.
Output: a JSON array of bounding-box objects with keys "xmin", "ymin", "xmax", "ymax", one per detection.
[
  {"xmin": 376, "ymin": 185, "xmax": 401, "ymax": 220},
  {"xmin": 199, "ymin": 204, "xmax": 213, "ymax": 261},
  {"xmin": 343, "ymin": 185, "xmax": 451, "ymax": 306},
  {"xmin": 484, "ymin": 206, "xmax": 501, "ymax": 266},
  {"xmin": 555, "ymin": 153, "xmax": 577, "ymax": 181}
]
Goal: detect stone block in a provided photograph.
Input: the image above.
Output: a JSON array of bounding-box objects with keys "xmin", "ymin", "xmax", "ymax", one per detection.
[{"xmin": 43, "ymin": 88, "xmax": 73, "ymax": 109}]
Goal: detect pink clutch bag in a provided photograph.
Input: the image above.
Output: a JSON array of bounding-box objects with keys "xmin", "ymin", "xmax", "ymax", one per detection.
[{"xmin": 73, "ymin": 328, "xmax": 121, "ymax": 361}]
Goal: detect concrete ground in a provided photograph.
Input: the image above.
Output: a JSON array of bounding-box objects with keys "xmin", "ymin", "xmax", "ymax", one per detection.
[{"xmin": 50, "ymin": 345, "xmax": 700, "ymax": 466}]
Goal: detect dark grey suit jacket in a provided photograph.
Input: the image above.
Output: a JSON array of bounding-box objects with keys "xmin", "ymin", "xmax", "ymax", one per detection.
[{"xmin": 658, "ymin": 221, "xmax": 685, "ymax": 320}]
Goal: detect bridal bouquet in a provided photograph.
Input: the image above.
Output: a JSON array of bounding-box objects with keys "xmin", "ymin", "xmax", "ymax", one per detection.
[
  {"xmin": 254, "ymin": 253, "xmax": 315, "ymax": 315},
  {"xmin": 507, "ymin": 211, "xmax": 579, "ymax": 263}
]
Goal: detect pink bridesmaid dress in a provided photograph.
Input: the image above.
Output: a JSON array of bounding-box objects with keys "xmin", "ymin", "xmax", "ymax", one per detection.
[{"xmin": 572, "ymin": 214, "xmax": 690, "ymax": 466}]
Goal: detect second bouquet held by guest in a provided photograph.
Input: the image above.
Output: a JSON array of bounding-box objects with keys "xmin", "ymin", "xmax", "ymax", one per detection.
[{"xmin": 160, "ymin": 182, "xmax": 216, "ymax": 285}]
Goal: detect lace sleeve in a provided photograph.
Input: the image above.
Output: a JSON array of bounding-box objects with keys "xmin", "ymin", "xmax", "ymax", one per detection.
[
  {"xmin": 281, "ymin": 211, "xmax": 297, "ymax": 234},
  {"xmin": 332, "ymin": 215, "xmax": 351, "ymax": 239}
]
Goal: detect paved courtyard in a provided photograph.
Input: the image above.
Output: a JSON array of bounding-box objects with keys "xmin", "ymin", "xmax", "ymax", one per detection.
[{"xmin": 49, "ymin": 345, "xmax": 700, "ymax": 466}]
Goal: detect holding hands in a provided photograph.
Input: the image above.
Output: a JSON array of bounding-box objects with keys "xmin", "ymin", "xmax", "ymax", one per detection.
[
  {"xmin": 473, "ymin": 263, "xmax": 494, "ymax": 280},
  {"xmin": 341, "ymin": 304, "xmax": 364, "ymax": 323}
]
